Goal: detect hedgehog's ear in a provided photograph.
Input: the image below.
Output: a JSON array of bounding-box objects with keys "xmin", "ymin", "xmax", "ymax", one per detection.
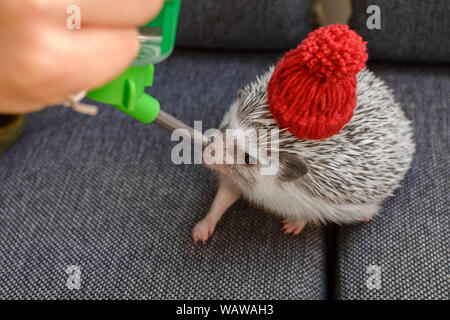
[
  {"xmin": 237, "ymin": 89, "xmax": 249, "ymax": 102},
  {"xmin": 277, "ymin": 152, "xmax": 308, "ymax": 181}
]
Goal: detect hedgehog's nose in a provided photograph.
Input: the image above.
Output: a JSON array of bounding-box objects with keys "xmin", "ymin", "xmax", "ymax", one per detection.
[
  {"xmin": 202, "ymin": 141, "xmax": 226, "ymax": 170},
  {"xmin": 202, "ymin": 142, "xmax": 217, "ymax": 169}
]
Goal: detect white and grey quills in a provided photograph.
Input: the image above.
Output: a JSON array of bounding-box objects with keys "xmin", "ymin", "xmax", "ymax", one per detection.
[{"xmin": 192, "ymin": 67, "xmax": 415, "ymax": 243}]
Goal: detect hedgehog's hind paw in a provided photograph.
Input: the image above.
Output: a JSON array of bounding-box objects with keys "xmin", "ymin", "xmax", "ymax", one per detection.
[{"xmin": 282, "ymin": 219, "xmax": 307, "ymax": 236}]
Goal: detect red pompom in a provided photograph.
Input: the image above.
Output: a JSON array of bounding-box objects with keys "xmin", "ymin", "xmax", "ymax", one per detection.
[{"xmin": 268, "ymin": 25, "xmax": 368, "ymax": 140}]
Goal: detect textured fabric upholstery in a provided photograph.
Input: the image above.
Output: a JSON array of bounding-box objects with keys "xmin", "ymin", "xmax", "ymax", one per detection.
[
  {"xmin": 337, "ymin": 62, "xmax": 449, "ymax": 300},
  {"xmin": 0, "ymin": 50, "xmax": 326, "ymax": 299},
  {"xmin": 176, "ymin": 0, "xmax": 311, "ymax": 49},
  {"xmin": 350, "ymin": 0, "xmax": 450, "ymax": 62}
]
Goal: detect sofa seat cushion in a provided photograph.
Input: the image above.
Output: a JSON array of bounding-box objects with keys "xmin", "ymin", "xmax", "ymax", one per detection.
[
  {"xmin": 337, "ymin": 62, "xmax": 449, "ymax": 300},
  {"xmin": 0, "ymin": 50, "xmax": 326, "ymax": 299}
]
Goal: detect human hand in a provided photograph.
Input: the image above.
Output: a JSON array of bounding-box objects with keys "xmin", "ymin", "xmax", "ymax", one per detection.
[{"xmin": 0, "ymin": 0, "xmax": 165, "ymax": 114}]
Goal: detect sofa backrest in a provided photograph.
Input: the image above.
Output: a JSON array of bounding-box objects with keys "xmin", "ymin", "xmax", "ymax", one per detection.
[
  {"xmin": 176, "ymin": 0, "xmax": 312, "ymax": 49},
  {"xmin": 350, "ymin": 0, "xmax": 450, "ymax": 63}
]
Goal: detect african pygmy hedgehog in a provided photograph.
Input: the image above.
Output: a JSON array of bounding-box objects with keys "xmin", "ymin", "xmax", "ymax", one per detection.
[{"xmin": 192, "ymin": 25, "xmax": 415, "ymax": 243}]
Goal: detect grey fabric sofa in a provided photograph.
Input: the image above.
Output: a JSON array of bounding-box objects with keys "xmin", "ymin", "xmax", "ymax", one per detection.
[
  {"xmin": 0, "ymin": 0, "xmax": 447, "ymax": 299},
  {"xmin": 338, "ymin": 0, "xmax": 449, "ymax": 300},
  {"xmin": 337, "ymin": 62, "xmax": 448, "ymax": 299}
]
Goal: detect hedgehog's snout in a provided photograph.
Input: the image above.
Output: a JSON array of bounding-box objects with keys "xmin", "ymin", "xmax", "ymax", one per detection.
[
  {"xmin": 202, "ymin": 138, "xmax": 232, "ymax": 176},
  {"xmin": 202, "ymin": 134, "xmax": 256, "ymax": 176}
]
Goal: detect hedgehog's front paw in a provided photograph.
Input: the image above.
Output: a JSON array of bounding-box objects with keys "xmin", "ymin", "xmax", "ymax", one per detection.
[
  {"xmin": 192, "ymin": 218, "xmax": 217, "ymax": 244},
  {"xmin": 282, "ymin": 219, "xmax": 307, "ymax": 236}
]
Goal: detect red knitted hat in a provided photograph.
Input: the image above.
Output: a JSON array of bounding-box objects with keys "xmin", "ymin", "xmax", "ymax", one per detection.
[{"xmin": 268, "ymin": 24, "xmax": 368, "ymax": 140}]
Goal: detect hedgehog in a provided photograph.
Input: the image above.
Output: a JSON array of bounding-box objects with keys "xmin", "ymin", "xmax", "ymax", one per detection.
[{"xmin": 192, "ymin": 25, "xmax": 415, "ymax": 243}]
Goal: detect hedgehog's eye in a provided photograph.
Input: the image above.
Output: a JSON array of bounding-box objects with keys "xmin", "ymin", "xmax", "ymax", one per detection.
[{"xmin": 244, "ymin": 153, "xmax": 255, "ymax": 165}]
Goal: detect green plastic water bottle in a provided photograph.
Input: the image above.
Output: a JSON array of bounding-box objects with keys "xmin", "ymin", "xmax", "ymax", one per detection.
[{"xmin": 87, "ymin": 0, "xmax": 181, "ymax": 124}]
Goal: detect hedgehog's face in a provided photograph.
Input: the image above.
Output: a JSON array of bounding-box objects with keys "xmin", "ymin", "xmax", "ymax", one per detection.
[
  {"xmin": 203, "ymin": 88, "xmax": 308, "ymax": 183},
  {"xmin": 202, "ymin": 90, "xmax": 271, "ymax": 181},
  {"xmin": 202, "ymin": 125, "xmax": 260, "ymax": 181}
]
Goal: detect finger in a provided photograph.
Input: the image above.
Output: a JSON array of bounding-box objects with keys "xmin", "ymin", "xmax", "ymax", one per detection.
[
  {"xmin": 5, "ymin": 26, "xmax": 141, "ymax": 106},
  {"xmin": 47, "ymin": 27, "xmax": 141, "ymax": 100},
  {"xmin": 37, "ymin": 0, "xmax": 166, "ymax": 27},
  {"xmin": 0, "ymin": 96, "xmax": 46, "ymax": 114}
]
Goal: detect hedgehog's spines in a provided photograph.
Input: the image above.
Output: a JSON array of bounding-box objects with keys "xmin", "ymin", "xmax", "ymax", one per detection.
[{"xmin": 221, "ymin": 67, "xmax": 414, "ymax": 223}]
